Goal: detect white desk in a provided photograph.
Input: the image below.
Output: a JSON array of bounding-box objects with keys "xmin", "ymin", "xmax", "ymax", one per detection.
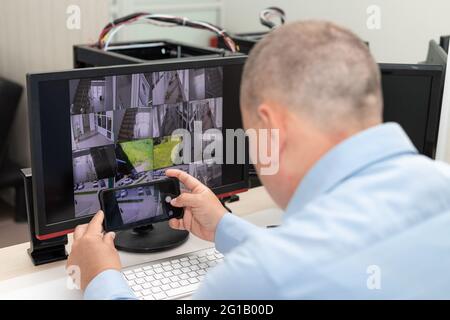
[{"xmin": 0, "ymin": 187, "xmax": 282, "ymax": 299}]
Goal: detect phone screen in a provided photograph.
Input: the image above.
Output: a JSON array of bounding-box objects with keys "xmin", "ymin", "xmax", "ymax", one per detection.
[{"xmin": 100, "ymin": 178, "xmax": 183, "ymax": 232}]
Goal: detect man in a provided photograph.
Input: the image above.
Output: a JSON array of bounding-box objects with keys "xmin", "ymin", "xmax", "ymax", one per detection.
[{"xmin": 68, "ymin": 21, "xmax": 450, "ymax": 299}]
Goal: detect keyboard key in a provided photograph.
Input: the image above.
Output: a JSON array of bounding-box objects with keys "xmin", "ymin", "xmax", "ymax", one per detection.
[
  {"xmin": 207, "ymin": 256, "xmax": 216, "ymax": 261},
  {"xmin": 172, "ymin": 259, "xmax": 180, "ymax": 263},
  {"xmin": 166, "ymin": 283, "xmax": 200, "ymax": 298},
  {"xmin": 151, "ymin": 287, "xmax": 162, "ymax": 294},
  {"xmin": 199, "ymin": 263, "xmax": 208, "ymax": 269},
  {"xmin": 135, "ymin": 278, "xmax": 145, "ymax": 284},
  {"xmin": 170, "ymin": 282, "xmax": 181, "ymax": 289},
  {"xmin": 179, "ymin": 274, "xmax": 189, "ymax": 280},
  {"xmin": 198, "ymin": 269, "xmax": 207, "ymax": 275},
  {"xmin": 162, "ymin": 262, "xmax": 170, "ymax": 266},
  {"xmin": 132, "ymin": 285, "xmax": 143, "ymax": 292},
  {"xmin": 180, "ymin": 279, "xmax": 189, "ymax": 286},
  {"xmin": 188, "ymin": 271, "xmax": 198, "ymax": 277},
  {"xmin": 173, "ymin": 263, "xmax": 182, "ymax": 269},
  {"xmin": 125, "ymin": 274, "xmax": 136, "ymax": 280},
  {"xmin": 188, "ymin": 278, "xmax": 199, "ymax": 284},
  {"xmin": 142, "ymin": 283, "xmax": 152, "ymax": 289},
  {"xmin": 145, "ymin": 270, "xmax": 155, "ymax": 276},
  {"xmin": 173, "ymin": 269, "xmax": 182, "ymax": 275},
  {"xmin": 145, "ymin": 276, "xmax": 155, "ymax": 282},
  {"xmin": 151, "ymin": 280, "xmax": 162, "ymax": 287},
  {"xmin": 127, "ymin": 280, "xmax": 136, "ymax": 286},
  {"xmin": 180, "ymin": 257, "xmax": 189, "ymax": 262},
  {"xmin": 197, "ymin": 275, "xmax": 204, "ymax": 281},
  {"xmin": 154, "ymin": 268, "xmax": 164, "ymax": 273},
  {"xmin": 181, "ymin": 267, "xmax": 190, "ymax": 273},
  {"xmin": 161, "ymin": 278, "xmax": 170, "ymax": 285},
  {"xmin": 161, "ymin": 284, "xmax": 171, "ymax": 291},
  {"xmin": 215, "ymin": 253, "xmax": 224, "ymax": 259},
  {"xmin": 123, "ymin": 270, "xmax": 132, "ymax": 275},
  {"xmin": 181, "ymin": 262, "xmax": 190, "ymax": 267},
  {"xmin": 153, "ymin": 292, "xmax": 167, "ymax": 300},
  {"xmin": 135, "ymin": 268, "xmax": 143, "ymax": 272},
  {"xmin": 199, "ymin": 257, "xmax": 207, "ymax": 263},
  {"xmin": 170, "ymin": 276, "xmax": 180, "ymax": 282},
  {"xmin": 163, "ymin": 271, "xmax": 173, "ymax": 278},
  {"xmin": 190, "ymin": 265, "xmax": 199, "ymax": 271},
  {"xmin": 143, "ymin": 266, "xmax": 152, "ymax": 271},
  {"xmin": 163, "ymin": 265, "xmax": 173, "ymax": 271},
  {"xmin": 153, "ymin": 264, "xmax": 161, "ymax": 268},
  {"xmin": 142, "ymin": 289, "xmax": 152, "ymax": 296},
  {"xmin": 154, "ymin": 274, "xmax": 164, "ymax": 280}
]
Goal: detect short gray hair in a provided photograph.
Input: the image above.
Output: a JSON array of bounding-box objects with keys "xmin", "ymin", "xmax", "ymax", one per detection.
[{"xmin": 240, "ymin": 20, "xmax": 383, "ymax": 131}]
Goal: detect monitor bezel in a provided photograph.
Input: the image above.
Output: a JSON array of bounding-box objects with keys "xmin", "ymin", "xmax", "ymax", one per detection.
[
  {"xmin": 379, "ymin": 63, "xmax": 444, "ymax": 158},
  {"xmin": 27, "ymin": 55, "xmax": 249, "ymax": 238}
]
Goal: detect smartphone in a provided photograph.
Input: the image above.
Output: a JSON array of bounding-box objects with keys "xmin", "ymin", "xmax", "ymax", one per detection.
[{"xmin": 99, "ymin": 178, "xmax": 183, "ymax": 232}]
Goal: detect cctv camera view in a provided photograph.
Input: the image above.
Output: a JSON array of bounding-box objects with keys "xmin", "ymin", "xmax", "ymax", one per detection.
[
  {"xmin": 102, "ymin": 181, "xmax": 182, "ymax": 231},
  {"xmin": 70, "ymin": 67, "xmax": 224, "ymax": 217}
]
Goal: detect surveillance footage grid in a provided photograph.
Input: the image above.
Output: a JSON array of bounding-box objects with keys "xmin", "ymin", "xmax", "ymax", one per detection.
[{"xmin": 70, "ymin": 67, "xmax": 224, "ymax": 219}]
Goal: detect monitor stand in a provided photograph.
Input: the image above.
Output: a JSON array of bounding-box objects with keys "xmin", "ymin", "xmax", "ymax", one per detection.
[{"xmin": 114, "ymin": 222, "xmax": 189, "ymax": 253}]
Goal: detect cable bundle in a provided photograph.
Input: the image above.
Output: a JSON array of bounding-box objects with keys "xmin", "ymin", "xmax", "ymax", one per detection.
[{"xmin": 96, "ymin": 12, "xmax": 237, "ymax": 52}]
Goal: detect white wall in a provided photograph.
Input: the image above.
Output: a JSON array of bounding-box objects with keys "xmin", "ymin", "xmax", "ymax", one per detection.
[
  {"xmin": 0, "ymin": 0, "xmax": 109, "ymax": 167},
  {"xmin": 222, "ymin": 0, "xmax": 450, "ymax": 64}
]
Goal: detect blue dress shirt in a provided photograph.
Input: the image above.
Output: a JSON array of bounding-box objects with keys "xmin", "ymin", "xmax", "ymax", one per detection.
[{"xmin": 84, "ymin": 123, "xmax": 450, "ymax": 299}]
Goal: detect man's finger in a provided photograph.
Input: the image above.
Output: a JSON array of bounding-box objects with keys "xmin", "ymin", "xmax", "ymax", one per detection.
[
  {"xmin": 73, "ymin": 224, "xmax": 88, "ymax": 240},
  {"xmin": 86, "ymin": 211, "xmax": 105, "ymax": 235},
  {"xmin": 166, "ymin": 169, "xmax": 204, "ymax": 191},
  {"xmin": 182, "ymin": 210, "xmax": 193, "ymax": 232},
  {"xmin": 103, "ymin": 232, "xmax": 116, "ymax": 247},
  {"xmin": 171, "ymin": 192, "xmax": 198, "ymax": 208},
  {"xmin": 169, "ymin": 218, "xmax": 182, "ymax": 230}
]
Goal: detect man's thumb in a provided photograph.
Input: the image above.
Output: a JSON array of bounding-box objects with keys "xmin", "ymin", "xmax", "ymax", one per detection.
[{"xmin": 103, "ymin": 232, "xmax": 116, "ymax": 246}]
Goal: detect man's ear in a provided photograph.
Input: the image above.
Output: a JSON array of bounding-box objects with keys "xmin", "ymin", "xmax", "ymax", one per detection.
[{"xmin": 257, "ymin": 102, "xmax": 287, "ymax": 153}]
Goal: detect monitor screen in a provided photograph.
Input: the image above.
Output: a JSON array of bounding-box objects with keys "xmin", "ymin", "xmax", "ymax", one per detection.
[
  {"xmin": 381, "ymin": 64, "xmax": 444, "ymax": 158},
  {"xmin": 27, "ymin": 56, "xmax": 248, "ymax": 238}
]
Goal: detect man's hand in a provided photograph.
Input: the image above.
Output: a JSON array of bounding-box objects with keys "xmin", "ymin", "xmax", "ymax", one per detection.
[
  {"xmin": 66, "ymin": 211, "xmax": 121, "ymax": 291},
  {"xmin": 166, "ymin": 169, "xmax": 228, "ymax": 242}
]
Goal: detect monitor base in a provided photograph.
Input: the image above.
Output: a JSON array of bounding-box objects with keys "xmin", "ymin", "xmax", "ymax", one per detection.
[{"xmin": 114, "ymin": 221, "xmax": 189, "ymax": 253}]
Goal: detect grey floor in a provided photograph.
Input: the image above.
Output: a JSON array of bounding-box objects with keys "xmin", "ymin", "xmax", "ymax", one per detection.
[{"xmin": 0, "ymin": 201, "xmax": 29, "ymax": 249}]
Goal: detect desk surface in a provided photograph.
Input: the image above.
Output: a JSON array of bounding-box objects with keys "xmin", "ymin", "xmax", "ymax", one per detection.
[{"xmin": 0, "ymin": 187, "xmax": 281, "ymax": 299}]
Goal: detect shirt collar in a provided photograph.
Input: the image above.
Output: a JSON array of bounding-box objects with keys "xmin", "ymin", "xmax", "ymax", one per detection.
[{"xmin": 285, "ymin": 122, "xmax": 418, "ymax": 217}]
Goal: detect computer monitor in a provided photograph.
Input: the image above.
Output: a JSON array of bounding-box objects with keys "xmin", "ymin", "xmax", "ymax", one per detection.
[
  {"xmin": 440, "ymin": 35, "xmax": 450, "ymax": 53},
  {"xmin": 27, "ymin": 56, "xmax": 248, "ymax": 240},
  {"xmin": 424, "ymin": 40, "xmax": 448, "ymax": 67},
  {"xmin": 381, "ymin": 63, "xmax": 444, "ymax": 158}
]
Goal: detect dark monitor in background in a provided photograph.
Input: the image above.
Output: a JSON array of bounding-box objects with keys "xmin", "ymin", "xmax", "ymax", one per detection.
[
  {"xmin": 381, "ymin": 64, "xmax": 444, "ymax": 158},
  {"xmin": 27, "ymin": 56, "xmax": 248, "ymax": 243},
  {"xmin": 424, "ymin": 40, "xmax": 448, "ymax": 67},
  {"xmin": 440, "ymin": 35, "xmax": 450, "ymax": 54}
]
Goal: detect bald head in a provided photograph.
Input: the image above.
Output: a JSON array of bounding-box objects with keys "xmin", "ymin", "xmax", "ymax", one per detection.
[{"xmin": 240, "ymin": 21, "xmax": 383, "ymax": 132}]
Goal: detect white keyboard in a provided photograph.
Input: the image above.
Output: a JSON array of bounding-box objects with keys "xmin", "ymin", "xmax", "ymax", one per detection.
[{"xmin": 122, "ymin": 247, "xmax": 224, "ymax": 300}]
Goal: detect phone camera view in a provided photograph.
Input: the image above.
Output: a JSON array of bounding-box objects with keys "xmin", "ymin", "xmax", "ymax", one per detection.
[
  {"xmin": 71, "ymin": 67, "xmax": 224, "ymax": 218},
  {"xmin": 102, "ymin": 179, "xmax": 182, "ymax": 231}
]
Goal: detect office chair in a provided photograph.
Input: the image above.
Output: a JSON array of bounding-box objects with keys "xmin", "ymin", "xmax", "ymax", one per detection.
[{"xmin": 0, "ymin": 76, "xmax": 26, "ymax": 222}]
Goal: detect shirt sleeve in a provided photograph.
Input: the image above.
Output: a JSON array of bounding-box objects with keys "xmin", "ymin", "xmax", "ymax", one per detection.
[
  {"xmin": 214, "ymin": 213, "xmax": 263, "ymax": 254},
  {"xmin": 84, "ymin": 269, "xmax": 136, "ymax": 300}
]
